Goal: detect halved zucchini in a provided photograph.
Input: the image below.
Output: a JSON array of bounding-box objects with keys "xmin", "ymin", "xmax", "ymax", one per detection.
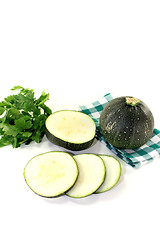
[
  {"xmin": 24, "ymin": 151, "xmax": 78, "ymax": 198},
  {"xmin": 66, "ymin": 153, "xmax": 106, "ymax": 198},
  {"xmin": 45, "ymin": 110, "xmax": 96, "ymax": 151},
  {"xmin": 95, "ymin": 155, "xmax": 121, "ymax": 193}
]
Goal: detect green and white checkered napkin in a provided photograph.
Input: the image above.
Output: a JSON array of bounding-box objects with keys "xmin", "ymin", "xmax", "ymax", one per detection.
[{"xmin": 79, "ymin": 93, "xmax": 160, "ymax": 168}]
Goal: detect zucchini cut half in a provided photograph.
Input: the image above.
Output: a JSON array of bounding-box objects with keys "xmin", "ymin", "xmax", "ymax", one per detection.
[
  {"xmin": 66, "ymin": 154, "xmax": 106, "ymax": 198},
  {"xmin": 95, "ymin": 155, "xmax": 121, "ymax": 193},
  {"xmin": 45, "ymin": 110, "xmax": 96, "ymax": 151},
  {"xmin": 24, "ymin": 151, "xmax": 78, "ymax": 198}
]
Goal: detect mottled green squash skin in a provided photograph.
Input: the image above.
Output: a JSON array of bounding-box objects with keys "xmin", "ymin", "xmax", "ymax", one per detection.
[{"xmin": 100, "ymin": 96, "xmax": 154, "ymax": 149}]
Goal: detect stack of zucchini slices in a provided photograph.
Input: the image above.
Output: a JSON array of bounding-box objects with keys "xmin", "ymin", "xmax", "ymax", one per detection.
[
  {"xmin": 24, "ymin": 110, "xmax": 121, "ymax": 199},
  {"xmin": 24, "ymin": 151, "xmax": 121, "ymax": 198}
]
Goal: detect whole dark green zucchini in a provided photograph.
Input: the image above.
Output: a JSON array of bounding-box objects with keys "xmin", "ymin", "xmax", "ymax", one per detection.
[{"xmin": 100, "ymin": 96, "xmax": 154, "ymax": 149}]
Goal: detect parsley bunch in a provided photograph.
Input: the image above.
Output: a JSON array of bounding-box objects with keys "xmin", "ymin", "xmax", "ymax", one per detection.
[{"xmin": 0, "ymin": 86, "xmax": 52, "ymax": 148}]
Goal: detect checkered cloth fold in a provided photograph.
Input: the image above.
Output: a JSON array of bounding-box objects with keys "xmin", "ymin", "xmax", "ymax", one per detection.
[{"xmin": 79, "ymin": 93, "xmax": 160, "ymax": 168}]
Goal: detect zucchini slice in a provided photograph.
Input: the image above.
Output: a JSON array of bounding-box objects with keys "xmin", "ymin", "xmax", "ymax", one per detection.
[
  {"xmin": 24, "ymin": 151, "xmax": 78, "ymax": 198},
  {"xmin": 45, "ymin": 110, "xmax": 96, "ymax": 151},
  {"xmin": 66, "ymin": 153, "xmax": 106, "ymax": 198},
  {"xmin": 95, "ymin": 155, "xmax": 121, "ymax": 193}
]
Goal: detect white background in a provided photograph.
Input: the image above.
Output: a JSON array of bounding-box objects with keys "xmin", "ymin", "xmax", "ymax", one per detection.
[{"xmin": 0, "ymin": 1, "xmax": 160, "ymax": 239}]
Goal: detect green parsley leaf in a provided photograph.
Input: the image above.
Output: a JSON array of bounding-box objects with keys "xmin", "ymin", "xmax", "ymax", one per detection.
[
  {"xmin": 0, "ymin": 107, "xmax": 5, "ymax": 115},
  {"xmin": 0, "ymin": 86, "xmax": 52, "ymax": 148},
  {"xmin": 0, "ymin": 135, "xmax": 15, "ymax": 148},
  {"xmin": 11, "ymin": 85, "xmax": 23, "ymax": 91}
]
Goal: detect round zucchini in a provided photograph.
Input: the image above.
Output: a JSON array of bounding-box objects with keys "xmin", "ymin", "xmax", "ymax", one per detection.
[
  {"xmin": 100, "ymin": 96, "xmax": 154, "ymax": 149},
  {"xmin": 95, "ymin": 155, "xmax": 121, "ymax": 193},
  {"xmin": 45, "ymin": 110, "xmax": 96, "ymax": 151},
  {"xmin": 66, "ymin": 153, "xmax": 106, "ymax": 198},
  {"xmin": 24, "ymin": 151, "xmax": 78, "ymax": 198}
]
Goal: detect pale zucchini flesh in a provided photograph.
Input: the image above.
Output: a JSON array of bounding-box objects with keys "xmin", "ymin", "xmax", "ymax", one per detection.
[
  {"xmin": 66, "ymin": 154, "xmax": 106, "ymax": 198},
  {"xmin": 24, "ymin": 151, "xmax": 78, "ymax": 198},
  {"xmin": 95, "ymin": 155, "xmax": 121, "ymax": 193},
  {"xmin": 45, "ymin": 110, "xmax": 96, "ymax": 151}
]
